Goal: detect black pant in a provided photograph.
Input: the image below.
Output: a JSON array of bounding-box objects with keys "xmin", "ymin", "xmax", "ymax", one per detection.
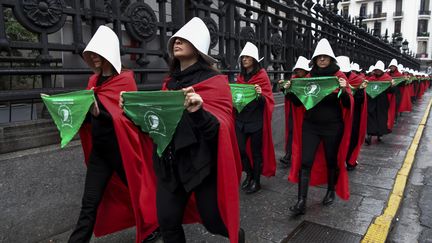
[
  {"xmin": 68, "ymin": 145, "xmax": 127, "ymax": 243},
  {"xmin": 236, "ymin": 127, "xmax": 263, "ymax": 180},
  {"xmin": 301, "ymin": 121, "xmax": 343, "ymax": 170},
  {"xmin": 156, "ymin": 172, "xmax": 228, "ymax": 243},
  {"xmin": 347, "ymin": 104, "xmax": 361, "ymax": 161},
  {"xmin": 285, "ymin": 108, "xmax": 294, "ymax": 155}
]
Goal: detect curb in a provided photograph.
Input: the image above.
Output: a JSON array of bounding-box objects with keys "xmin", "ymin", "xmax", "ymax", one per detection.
[{"xmin": 361, "ymin": 96, "xmax": 432, "ymax": 242}]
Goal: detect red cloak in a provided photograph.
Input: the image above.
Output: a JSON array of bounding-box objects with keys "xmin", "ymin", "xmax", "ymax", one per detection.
[
  {"xmin": 398, "ymin": 75, "xmax": 412, "ymax": 112},
  {"xmin": 161, "ymin": 75, "xmax": 242, "ymax": 243},
  {"xmin": 283, "ymin": 75, "xmax": 300, "ymax": 156},
  {"xmin": 236, "ymin": 68, "xmax": 277, "ymax": 177},
  {"xmin": 288, "ymin": 71, "xmax": 354, "ymax": 200},
  {"xmin": 388, "ymin": 70, "xmax": 411, "ymax": 113},
  {"xmin": 346, "ymin": 72, "xmax": 368, "ymax": 166},
  {"xmin": 369, "ymin": 73, "xmax": 395, "ymax": 131},
  {"xmin": 79, "ymin": 70, "xmax": 158, "ymax": 242}
]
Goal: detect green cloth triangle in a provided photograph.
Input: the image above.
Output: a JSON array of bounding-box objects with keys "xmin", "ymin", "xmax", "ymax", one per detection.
[
  {"xmin": 229, "ymin": 84, "xmax": 258, "ymax": 112},
  {"xmin": 393, "ymin": 77, "xmax": 406, "ymax": 86},
  {"xmin": 366, "ymin": 81, "xmax": 392, "ymax": 99},
  {"xmin": 122, "ymin": 91, "xmax": 185, "ymax": 157},
  {"xmin": 287, "ymin": 76, "xmax": 340, "ymax": 110},
  {"xmin": 41, "ymin": 90, "xmax": 95, "ymax": 148}
]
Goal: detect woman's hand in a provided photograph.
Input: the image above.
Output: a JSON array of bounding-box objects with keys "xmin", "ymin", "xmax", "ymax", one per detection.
[
  {"xmin": 359, "ymin": 80, "xmax": 368, "ymax": 89},
  {"xmin": 119, "ymin": 91, "xmax": 125, "ymax": 109},
  {"xmin": 391, "ymin": 79, "xmax": 395, "ymax": 86},
  {"xmin": 255, "ymin": 84, "xmax": 262, "ymax": 94},
  {"xmin": 338, "ymin": 78, "xmax": 347, "ymax": 88},
  {"xmin": 183, "ymin": 87, "xmax": 203, "ymax": 113},
  {"xmin": 278, "ymin": 79, "xmax": 291, "ymax": 90}
]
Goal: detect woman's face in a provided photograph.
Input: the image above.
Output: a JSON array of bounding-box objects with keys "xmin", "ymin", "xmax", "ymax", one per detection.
[
  {"xmin": 389, "ymin": 66, "xmax": 397, "ymax": 72},
  {"xmin": 173, "ymin": 38, "xmax": 197, "ymax": 60},
  {"xmin": 89, "ymin": 52, "xmax": 111, "ymax": 72},
  {"xmin": 315, "ymin": 55, "xmax": 331, "ymax": 68},
  {"xmin": 375, "ymin": 70, "xmax": 383, "ymax": 76},
  {"xmin": 90, "ymin": 52, "xmax": 103, "ymax": 69},
  {"xmin": 294, "ymin": 69, "xmax": 307, "ymax": 78},
  {"xmin": 241, "ymin": 56, "xmax": 254, "ymax": 70}
]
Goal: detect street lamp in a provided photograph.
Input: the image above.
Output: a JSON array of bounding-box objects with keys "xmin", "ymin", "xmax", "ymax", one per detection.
[{"xmin": 402, "ymin": 39, "xmax": 409, "ymax": 54}]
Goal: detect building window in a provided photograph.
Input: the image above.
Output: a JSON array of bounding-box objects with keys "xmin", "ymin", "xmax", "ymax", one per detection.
[
  {"xmin": 417, "ymin": 41, "xmax": 428, "ymax": 57},
  {"xmin": 342, "ymin": 6, "xmax": 349, "ymax": 18},
  {"xmin": 374, "ymin": 2, "xmax": 382, "ymax": 15},
  {"xmin": 373, "ymin": 21, "xmax": 382, "ymax": 36},
  {"xmin": 360, "ymin": 3, "xmax": 367, "ymax": 17},
  {"xmin": 420, "ymin": 0, "xmax": 430, "ymax": 11},
  {"xmin": 395, "ymin": 0, "xmax": 403, "ymax": 15},
  {"xmin": 418, "ymin": 19, "xmax": 429, "ymax": 36},
  {"xmin": 394, "ymin": 21, "xmax": 401, "ymax": 33}
]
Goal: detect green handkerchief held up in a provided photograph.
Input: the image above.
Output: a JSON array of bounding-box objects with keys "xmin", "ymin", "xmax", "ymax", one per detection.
[
  {"xmin": 393, "ymin": 77, "xmax": 406, "ymax": 86},
  {"xmin": 288, "ymin": 76, "xmax": 340, "ymax": 110},
  {"xmin": 366, "ymin": 81, "xmax": 392, "ymax": 99},
  {"xmin": 41, "ymin": 90, "xmax": 95, "ymax": 148},
  {"xmin": 122, "ymin": 91, "xmax": 185, "ymax": 157},
  {"xmin": 229, "ymin": 84, "xmax": 258, "ymax": 112}
]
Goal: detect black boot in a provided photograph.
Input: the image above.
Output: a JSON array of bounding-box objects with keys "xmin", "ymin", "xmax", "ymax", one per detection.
[
  {"xmin": 365, "ymin": 135, "xmax": 372, "ymax": 145},
  {"xmin": 279, "ymin": 152, "xmax": 291, "ymax": 165},
  {"xmin": 238, "ymin": 227, "xmax": 245, "ymax": 243},
  {"xmin": 142, "ymin": 228, "xmax": 161, "ymax": 243},
  {"xmin": 289, "ymin": 169, "xmax": 310, "ymax": 215},
  {"xmin": 245, "ymin": 178, "xmax": 261, "ymax": 194},
  {"xmin": 241, "ymin": 173, "xmax": 253, "ymax": 190},
  {"xmin": 322, "ymin": 169, "xmax": 337, "ymax": 206},
  {"xmin": 377, "ymin": 136, "xmax": 383, "ymax": 142}
]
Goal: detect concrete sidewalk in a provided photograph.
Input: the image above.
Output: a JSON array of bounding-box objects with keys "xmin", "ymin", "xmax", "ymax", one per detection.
[{"xmin": 1, "ymin": 91, "xmax": 431, "ymax": 243}]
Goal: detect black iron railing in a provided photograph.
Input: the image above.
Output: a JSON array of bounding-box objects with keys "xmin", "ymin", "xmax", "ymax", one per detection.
[{"xmin": 0, "ymin": 0, "xmax": 420, "ymax": 124}]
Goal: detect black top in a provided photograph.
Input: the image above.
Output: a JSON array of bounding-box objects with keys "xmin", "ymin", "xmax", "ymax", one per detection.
[
  {"xmin": 85, "ymin": 75, "xmax": 118, "ymax": 150},
  {"xmin": 235, "ymin": 70, "xmax": 265, "ymax": 133},
  {"xmin": 288, "ymin": 63, "xmax": 351, "ymax": 132},
  {"xmin": 153, "ymin": 61, "xmax": 221, "ymax": 192}
]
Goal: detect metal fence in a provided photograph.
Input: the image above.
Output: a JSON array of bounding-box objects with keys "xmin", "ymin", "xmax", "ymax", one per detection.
[{"xmin": 0, "ymin": 0, "xmax": 420, "ymax": 124}]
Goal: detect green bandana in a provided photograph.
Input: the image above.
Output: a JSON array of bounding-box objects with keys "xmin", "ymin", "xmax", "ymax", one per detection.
[
  {"xmin": 366, "ymin": 81, "xmax": 392, "ymax": 99},
  {"xmin": 122, "ymin": 91, "xmax": 185, "ymax": 157},
  {"xmin": 229, "ymin": 84, "xmax": 258, "ymax": 112},
  {"xmin": 287, "ymin": 76, "xmax": 340, "ymax": 110},
  {"xmin": 41, "ymin": 90, "xmax": 95, "ymax": 148},
  {"xmin": 393, "ymin": 77, "xmax": 406, "ymax": 86}
]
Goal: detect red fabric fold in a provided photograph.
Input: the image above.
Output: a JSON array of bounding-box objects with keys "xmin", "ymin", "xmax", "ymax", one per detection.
[
  {"xmin": 288, "ymin": 71, "xmax": 353, "ymax": 200},
  {"xmin": 236, "ymin": 68, "xmax": 277, "ymax": 177},
  {"xmin": 346, "ymin": 72, "xmax": 367, "ymax": 166},
  {"xmin": 79, "ymin": 70, "xmax": 158, "ymax": 242}
]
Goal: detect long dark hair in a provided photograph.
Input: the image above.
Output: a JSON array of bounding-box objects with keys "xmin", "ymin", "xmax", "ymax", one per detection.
[{"xmin": 240, "ymin": 57, "xmax": 261, "ymax": 77}]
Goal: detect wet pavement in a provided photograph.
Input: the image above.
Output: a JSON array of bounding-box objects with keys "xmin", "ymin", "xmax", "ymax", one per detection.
[
  {"xmin": 1, "ymin": 91, "xmax": 431, "ymax": 243},
  {"xmin": 388, "ymin": 97, "xmax": 432, "ymax": 243}
]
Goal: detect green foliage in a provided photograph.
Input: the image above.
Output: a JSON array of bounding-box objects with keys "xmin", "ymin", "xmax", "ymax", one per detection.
[{"xmin": 4, "ymin": 8, "xmax": 37, "ymax": 42}]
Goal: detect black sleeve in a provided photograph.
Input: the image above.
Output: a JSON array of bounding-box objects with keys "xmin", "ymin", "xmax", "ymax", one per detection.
[
  {"xmin": 388, "ymin": 86, "xmax": 397, "ymax": 94},
  {"xmin": 286, "ymin": 92, "xmax": 303, "ymax": 106},
  {"xmin": 339, "ymin": 90, "xmax": 351, "ymax": 108},
  {"xmin": 354, "ymin": 89, "xmax": 365, "ymax": 104},
  {"xmin": 97, "ymin": 109, "xmax": 111, "ymax": 120},
  {"xmin": 188, "ymin": 107, "xmax": 220, "ymax": 139}
]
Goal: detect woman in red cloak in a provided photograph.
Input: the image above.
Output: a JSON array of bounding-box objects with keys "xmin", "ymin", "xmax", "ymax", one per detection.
[
  {"xmin": 70, "ymin": 26, "xmax": 159, "ymax": 243},
  {"xmin": 235, "ymin": 42, "xmax": 276, "ymax": 194},
  {"xmin": 286, "ymin": 39, "xmax": 353, "ymax": 215}
]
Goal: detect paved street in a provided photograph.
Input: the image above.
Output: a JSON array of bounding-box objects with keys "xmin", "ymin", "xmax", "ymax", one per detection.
[{"xmin": 1, "ymin": 91, "xmax": 431, "ymax": 243}]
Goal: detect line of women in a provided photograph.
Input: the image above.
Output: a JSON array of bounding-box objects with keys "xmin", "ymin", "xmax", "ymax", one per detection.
[{"xmin": 68, "ymin": 17, "xmax": 430, "ymax": 243}]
